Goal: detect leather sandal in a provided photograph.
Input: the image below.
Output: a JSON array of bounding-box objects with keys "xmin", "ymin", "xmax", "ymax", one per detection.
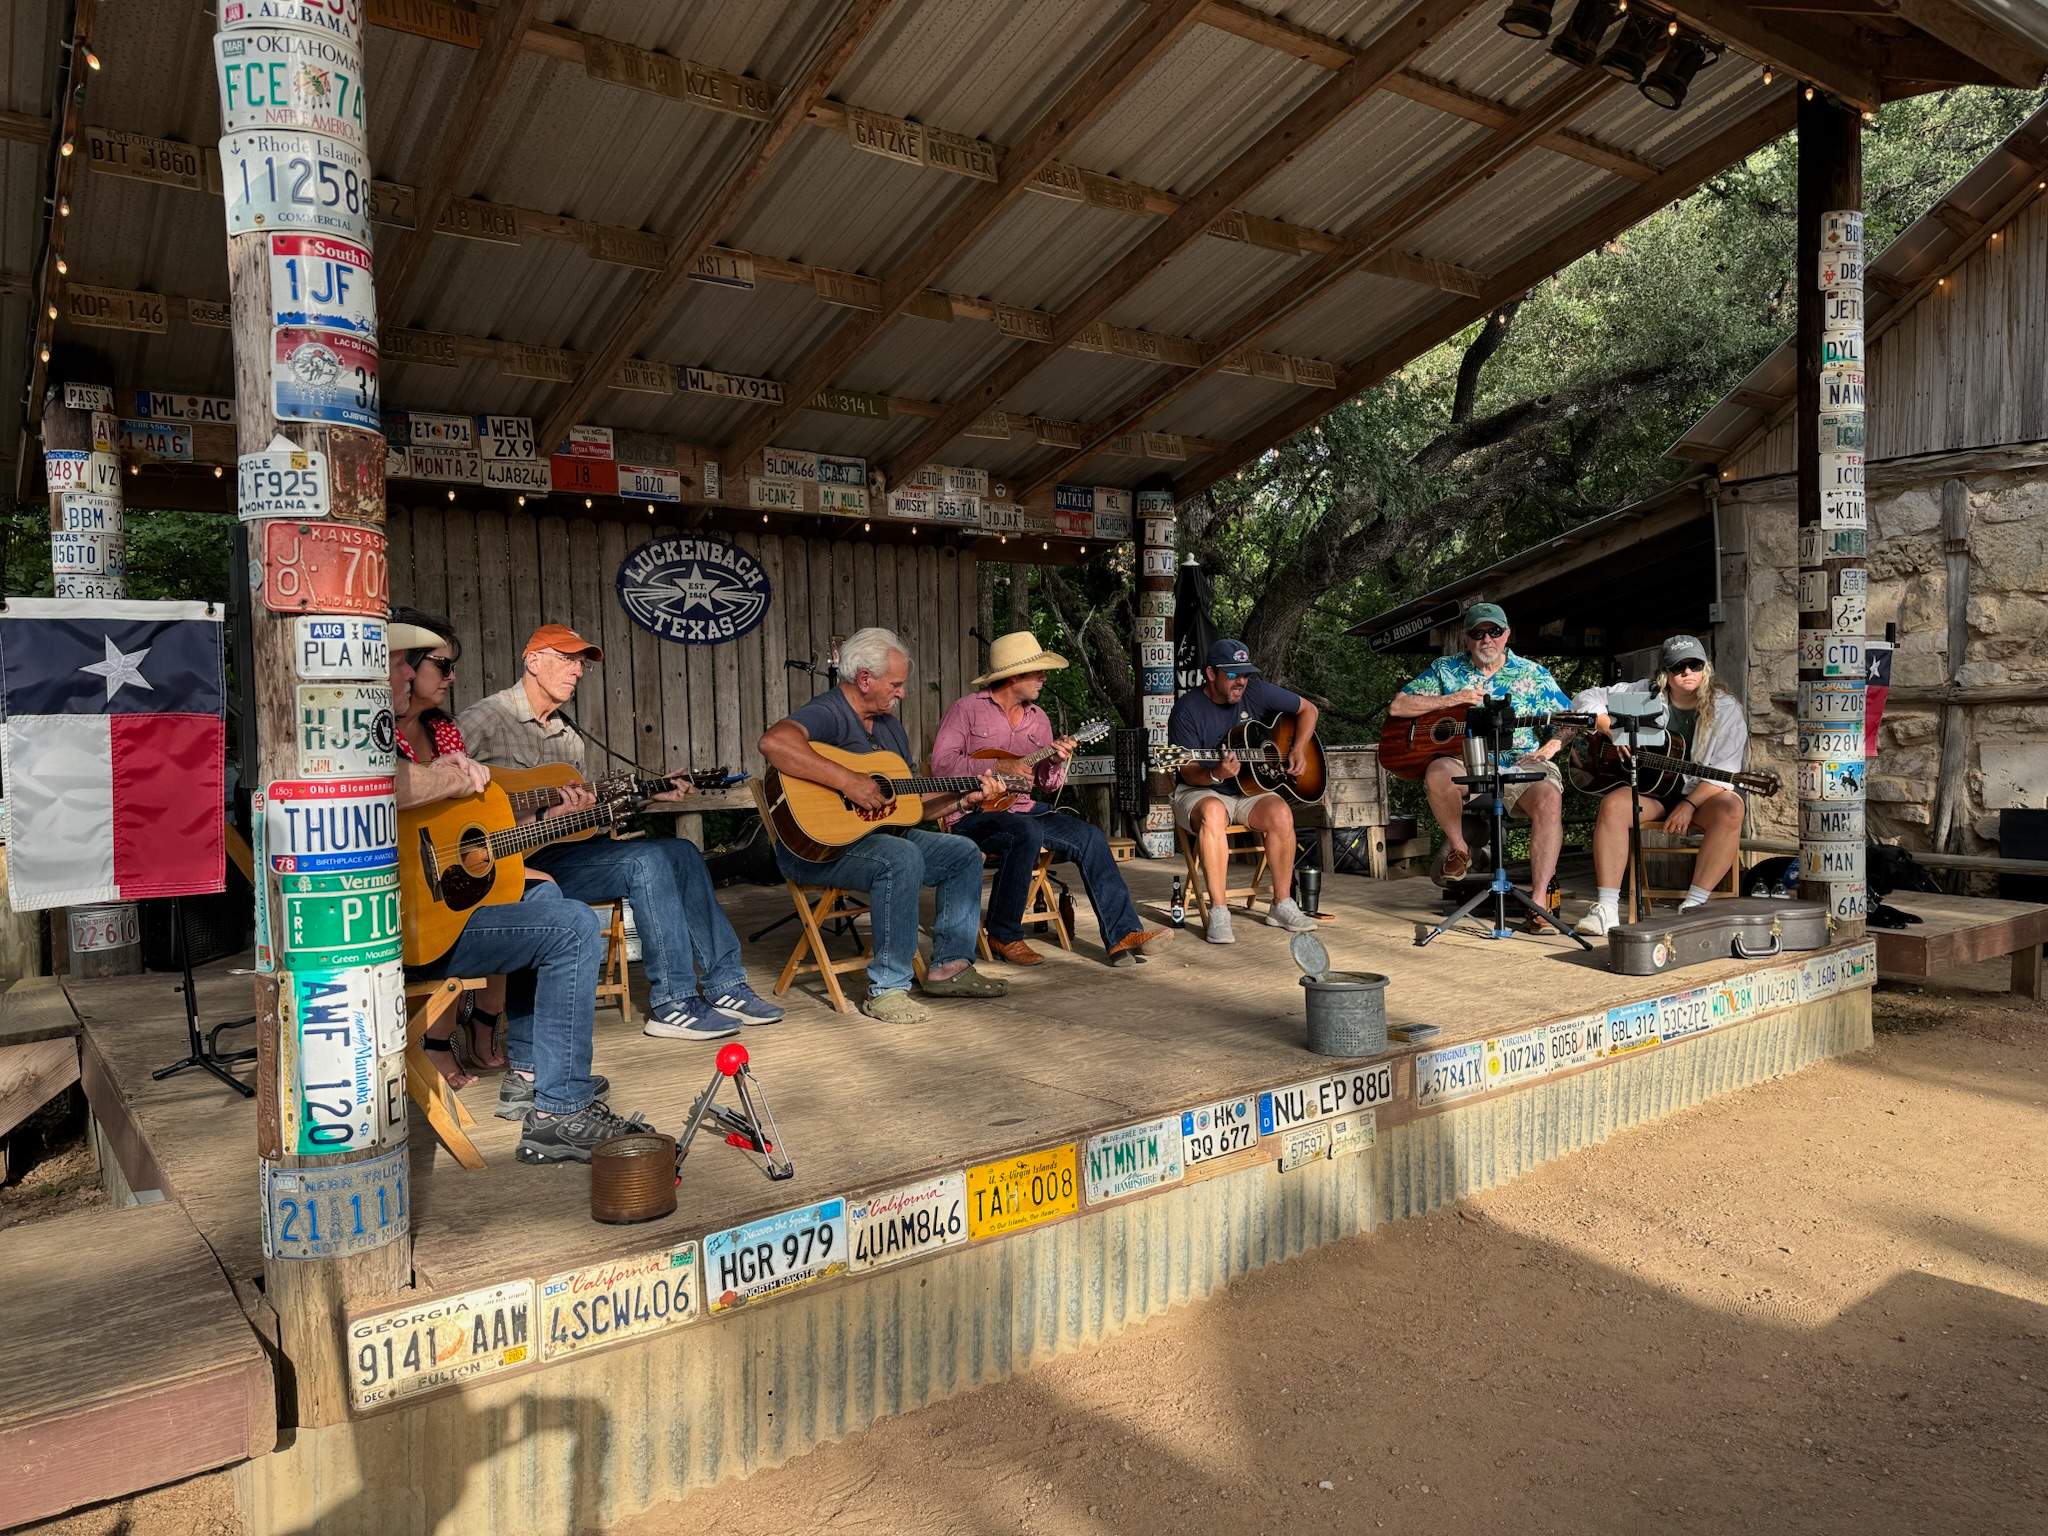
[
  {"xmin": 422, "ymin": 1034, "xmax": 475, "ymax": 1090},
  {"xmin": 987, "ymin": 938, "xmax": 1044, "ymax": 966}
]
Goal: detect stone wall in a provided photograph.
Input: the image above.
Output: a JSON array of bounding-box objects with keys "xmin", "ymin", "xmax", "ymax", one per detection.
[{"xmin": 1737, "ymin": 465, "xmax": 2048, "ymax": 854}]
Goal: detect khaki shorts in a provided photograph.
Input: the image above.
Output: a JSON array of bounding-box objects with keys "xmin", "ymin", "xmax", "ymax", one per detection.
[
  {"xmin": 1172, "ymin": 784, "xmax": 1277, "ymax": 833},
  {"xmin": 1498, "ymin": 756, "xmax": 1563, "ymax": 813}
]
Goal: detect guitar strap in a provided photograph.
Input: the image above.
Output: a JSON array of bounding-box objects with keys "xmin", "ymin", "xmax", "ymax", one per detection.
[{"xmin": 558, "ymin": 708, "xmax": 659, "ymax": 776}]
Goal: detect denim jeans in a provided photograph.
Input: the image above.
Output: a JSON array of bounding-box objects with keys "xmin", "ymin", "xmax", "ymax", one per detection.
[
  {"xmin": 952, "ymin": 808, "xmax": 1142, "ymax": 949},
  {"xmin": 527, "ymin": 835, "xmax": 746, "ymax": 1009},
  {"xmin": 408, "ymin": 881, "xmax": 601, "ymax": 1115},
  {"xmin": 774, "ymin": 827, "xmax": 984, "ymax": 996}
]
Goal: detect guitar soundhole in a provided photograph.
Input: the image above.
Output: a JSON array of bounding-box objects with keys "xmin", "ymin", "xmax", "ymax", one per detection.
[
  {"xmin": 438, "ymin": 823, "xmax": 497, "ymax": 913},
  {"xmin": 843, "ymin": 776, "xmax": 895, "ymax": 823}
]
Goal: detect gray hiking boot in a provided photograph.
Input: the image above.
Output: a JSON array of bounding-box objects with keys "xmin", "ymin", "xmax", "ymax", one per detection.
[
  {"xmin": 514, "ymin": 1099, "xmax": 649, "ymax": 1165},
  {"xmin": 497, "ymin": 1071, "xmax": 608, "ymax": 1121}
]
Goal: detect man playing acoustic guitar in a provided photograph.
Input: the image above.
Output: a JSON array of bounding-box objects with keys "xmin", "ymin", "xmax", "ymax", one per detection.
[
  {"xmin": 933, "ymin": 630, "xmax": 1168, "ymax": 967},
  {"xmin": 1169, "ymin": 639, "xmax": 1320, "ymax": 944},
  {"xmin": 1571, "ymin": 635, "xmax": 1748, "ymax": 935},
  {"xmin": 1387, "ymin": 603, "xmax": 1571, "ymax": 929},
  {"xmin": 459, "ymin": 623, "xmax": 784, "ymax": 1044},
  {"xmin": 758, "ymin": 626, "xmax": 1010, "ymax": 1025}
]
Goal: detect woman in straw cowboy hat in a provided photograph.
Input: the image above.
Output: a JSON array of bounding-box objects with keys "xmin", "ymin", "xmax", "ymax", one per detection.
[{"xmin": 933, "ymin": 630, "xmax": 1168, "ymax": 967}]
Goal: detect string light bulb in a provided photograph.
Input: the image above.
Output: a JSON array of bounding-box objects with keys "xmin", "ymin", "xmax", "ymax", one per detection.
[
  {"xmin": 83, "ymin": 47, "xmax": 100, "ymax": 70},
  {"xmin": 516, "ymin": 494, "xmax": 526, "ymax": 506},
  {"xmin": 1761, "ymin": 66, "xmax": 1773, "ymax": 85},
  {"xmin": 1665, "ymin": 18, "xmax": 1676, "ymax": 34},
  {"xmin": 46, "ymin": 303, "xmax": 58, "ymax": 319},
  {"xmin": 129, "ymin": 462, "xmax": 139, "ymax": 476},
  {"xmin": 38, "ymin": 345, "xmax": 49, "ymax": 362},
  {"xmin": 59, "ymin": 139, "xmax": 73, "ymax": 157},
  {"xmin": 57, "ymin": 198, "xmax": 69, "ymax": 216},
  {"xmin": 863, "ymin": 521, "xmax": 871, "ymax": 532},
  {"xmin": 646, "ymin": 502, "xmax": 655, "ymax": 514},
  {"xmin": 54, "ymin": 257, "xmax": 67, "ymax": 275},
  {"xmin": 583, "ymin": 497, "xmax": 592, "ymax": 508},
  {"xmin": 447, "ymin": 489, "xmax": 456, "ymax": 501},
  {"xmin": 1804, "ymin": 85, "xmax": 1815, "ymax": 101},
  {"xmin": 214, "ymin": 464, "xmax": 224, "ymax": 478}
]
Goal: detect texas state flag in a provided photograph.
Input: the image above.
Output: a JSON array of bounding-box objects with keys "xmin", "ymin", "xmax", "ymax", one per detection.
[{"xmin": 1, "ymin": 599, "xmax": 225, "ymax": 911}]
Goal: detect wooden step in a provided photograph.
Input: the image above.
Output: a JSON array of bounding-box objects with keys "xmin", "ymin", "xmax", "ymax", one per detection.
[{"xmin": 0, "ymin": 1201, "xmax": 274, "ymax": 1528}]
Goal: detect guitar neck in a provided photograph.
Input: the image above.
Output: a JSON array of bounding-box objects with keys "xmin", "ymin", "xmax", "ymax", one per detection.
[
  {"xmin": 1177, "ymin": 747, "xmax": 1288, "ymax": 763},
  {"xmin": 1633, "ymin": 752, "xmax": 1744, "ymax": 787},
  {"xmin": 884, "ymin": 776, "xmax": 990, "ymax": 796},
  {"xmin": 486, "ymin": 803, "xmax": 617, "ymax": 858}
]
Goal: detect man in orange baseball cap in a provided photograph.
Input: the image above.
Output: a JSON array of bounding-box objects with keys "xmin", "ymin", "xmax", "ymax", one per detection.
[{"xmin": 457, "ymin": 619, "xmax": 784, "ymax": 1069}]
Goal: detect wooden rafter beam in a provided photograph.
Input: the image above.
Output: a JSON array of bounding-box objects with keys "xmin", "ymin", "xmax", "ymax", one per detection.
[
  {"xmin": 1201, "ymin": 0, "xmax": 1661, "ymax": 182},
  {"xmin": 0, "ymin": 108, "xmax": 45, "ymax": 146},
  {"xmin": 537, "ymin": 0, "xmax": 892, "ymax": 454},
  {"xmin": 1873, "ymin": 0, "xmax": 2048, "ymax": 86},
  {"xmin": 717, "ymin": 0, "xmax": 1209, "ymax": 480},
  {"xmin": 881, "ymin": 0, "xmax": 1483, "ymax": 489},
  {"xmin": 1660, "ymin": 2, "xmax": 1883, "ymax": 111},
  {"xmin": 1021, "ymin": 68, "xmax": 1613, "ymax": 499},
  {"xmin": 1175, "ymin": 95, "xmax": 1800, "ymax": 501},
  {"xmin": 376, "ymin": 0, "xmax": 544, "ymax": 312}
]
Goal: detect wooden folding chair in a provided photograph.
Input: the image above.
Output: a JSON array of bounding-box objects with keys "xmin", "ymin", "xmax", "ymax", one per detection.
[
  {"xmin": 1625, "ymin": 821, "xmax": 1743, "ymax": 921},
  {"xmin": 977, "ymin": 847, "xmax": 1072, "ymax": 958},
  {"xmin": 1177, "ymin": 823, "xmax": 1273, "ymax": 924},
  {"xmin": 750, "ymin": 781, "xmax": 924, "ymax": 1014},
  {"xmin": 403, "ymin": 977, "xmax": 487, "ymax": 1170},
  {"xmin": 591, "ymin": 898, "xmax": 636, "ymax": 1025}
]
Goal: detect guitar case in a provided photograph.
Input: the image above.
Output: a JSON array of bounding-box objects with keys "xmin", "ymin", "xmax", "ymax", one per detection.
[{"xmin": 1606, "ymin": 898, "xmax": 1831, "ymax": 976}]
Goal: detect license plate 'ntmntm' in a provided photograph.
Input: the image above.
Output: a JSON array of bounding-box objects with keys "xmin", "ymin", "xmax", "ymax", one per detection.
[
  {"xmin": 349, "ymin": 1280, "xmax": 535, "ymax": 1411},
  {"xmin": 703, "ymin": 1198, "xmax": 848, "ymax": 1312},
  {"xmin": 1084, "ymin": 1115, "xmax": 1184, "ymax": 1204},
  {"xmin": 966, "ymin": 1144, "xmax": 1078, "ymax": 1240}
]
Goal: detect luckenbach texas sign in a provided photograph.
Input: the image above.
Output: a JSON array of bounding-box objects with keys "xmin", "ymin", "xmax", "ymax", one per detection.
[{"xmin": 615, "ymin": 536, "xmax": 772, "ymax": 645}]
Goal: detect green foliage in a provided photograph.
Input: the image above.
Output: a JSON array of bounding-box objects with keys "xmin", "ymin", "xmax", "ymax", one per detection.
[{"xmin": 4, "ymin": 500, "xmax": 234, "ymax": 604}]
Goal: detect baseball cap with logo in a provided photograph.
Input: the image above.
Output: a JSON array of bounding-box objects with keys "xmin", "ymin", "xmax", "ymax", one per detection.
[
  {"xmin": 523, "ymin": 623, "xmax": 604, "ymax": 662},
  {"xmin": 1205, "ymin": 638, "xmax": 1260, "ymax": 677},
  {"xmin": 1660, "ymin": 634, "xmax": 1708, "ymax": 669},
  {"xmin": 1462, "ymin": 602, "xmax": 1509, "ymax": 633}
]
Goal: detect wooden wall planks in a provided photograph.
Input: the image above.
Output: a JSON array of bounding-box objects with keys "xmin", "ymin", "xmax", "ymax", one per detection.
[{"xmin": 389, "ymin": 507, "xmax": 984, "ymax": 774}]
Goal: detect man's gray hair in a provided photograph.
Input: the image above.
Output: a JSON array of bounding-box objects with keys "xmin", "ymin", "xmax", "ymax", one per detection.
[{"xmin": 840, "ymin": 626, "xmax": 908, "ymax": 681}]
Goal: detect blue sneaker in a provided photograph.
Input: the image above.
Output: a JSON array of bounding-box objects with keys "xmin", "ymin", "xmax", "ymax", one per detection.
[
  {"xmin": 709, "ymin": 983, "xmax": 785, "ymax": 1025},
  {"xmin": 643, "ymin": 998, "xmax": 739, "ymax": 1041}
]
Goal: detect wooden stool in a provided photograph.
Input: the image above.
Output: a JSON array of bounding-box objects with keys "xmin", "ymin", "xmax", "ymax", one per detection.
[
  {"xmin": 403, "ymin": 977, "xmax": 487, "ymax": 1170},
  {"xmin": 977, "ymin": 847, "xmax": 1072, "ymax": 959},
  {"xmin": 591, "ymin": 898, "xmax": 636, "ymax": 1025},
  {"xmin": 1625, "ymin": 820, "xmax": 1742, "ymax": 921},
  {"xmin": 751, "ymin": 781, "xmax": 926, "ymax": 1014},
  {"xmin": 1177, "ymin": 823, "xmax": 1273, "ymax": 923}
]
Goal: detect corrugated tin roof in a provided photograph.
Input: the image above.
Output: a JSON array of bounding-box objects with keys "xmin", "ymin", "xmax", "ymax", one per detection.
[
  {"xmin": 9, "ymin": 0, "xmax": 2040, "ymax": 503},
  {"xmin": 1671, "ymin": 101, "xmax": 2048, "ymax": 472}
]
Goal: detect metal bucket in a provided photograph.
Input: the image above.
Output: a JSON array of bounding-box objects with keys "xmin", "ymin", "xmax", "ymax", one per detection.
[
  {"xmin": 590, "ymin": 1132, "xmax": 678, "ymax": 1224},
  {"xmin": 1300, "ymin": 970, "xmax": 1389, "ymax": 1057}
]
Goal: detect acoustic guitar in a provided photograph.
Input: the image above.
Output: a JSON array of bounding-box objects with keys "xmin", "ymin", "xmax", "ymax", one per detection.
[
  {"xmin": 399, "ymin": 765, "xmax": 738, "ymax": 965},
  {"xmin": 1149, "ymin": 712, "xmax": 1328, "ymax": 805},
  {"xmin": 1565, "ymin": 734, "xmax": 1781, "ymax": 801},
  {"xmin": 967, "ymin": 716, "xmax": 1112, "ymax": 811},
  {"xmin": 1377, "ymin": 701, "xmax": 1577, "ymax": 780},
  {"xmin": 763, "ymin": 744, "xmax": 1030, "ymax": 861}
]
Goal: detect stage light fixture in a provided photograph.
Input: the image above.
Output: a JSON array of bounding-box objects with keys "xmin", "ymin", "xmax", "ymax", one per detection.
[
  {"xmin": 1497, "ymin": 1, "xmax": 1554, "ymax": 39},
  {"xmin": 1640, "ymin": 34, "xmax": 1714, "ymax": 109},
  {"xmin": 1597, "ymin": 11, "xmax": 1663, "ymax": 82},
  {"xmin": 1549, "ymin": 0, "xmax": 1619, "ymax": 66}
]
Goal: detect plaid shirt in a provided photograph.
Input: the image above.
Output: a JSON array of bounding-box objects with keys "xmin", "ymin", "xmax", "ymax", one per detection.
[{"xmin": 455, "ymin": 683, "xmax": 585, "ymax": 772}]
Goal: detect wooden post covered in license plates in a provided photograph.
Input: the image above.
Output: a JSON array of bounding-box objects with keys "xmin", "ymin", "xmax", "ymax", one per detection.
[
  {"xmin": 1136, "ymin": 487, "xmax": 1177, "ymax": 857},
  {"xmin": 1795, "ymin": 92, "xmax": 1867, "ymax": 940},
  {"xmin": 214, "ymin": 0, "xmax": 408, "ymax": 1426}
]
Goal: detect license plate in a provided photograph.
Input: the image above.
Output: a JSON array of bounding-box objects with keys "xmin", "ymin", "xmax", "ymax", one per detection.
[
  {"xmin": 1545, "ymin": 1012, "xmax": 1606, "ymax": 1069},
  {"xmin": 1801, "ymin": 953, "xmax": 1843, "ymax": 1001},
  {"xmin": 263, "ymin": 775, "xmax": 396, "ymax": 873},
  {"xmin": 281, "ymin": 959, "xmax": 399, "ymax": 1153},
  {"xmin": 966, "ymin": 1144, "xmax": 1078, "ymax": 1240},
  {"xmin": 69, "ymin": 904, "xmax": 140, "ymax": 951},
  {"xmin": 295, "ymin": 616, "xmax": 387, "ymax": 679},
  {"xmin": 280, "ymin": 867, "xmax": 400, "ymax": 968},
  {"xmin": 1484, "ymin": 1026, "xmax": 1551, "ymax": 1089},
  {"xmin": 259, "ymin": 520, "xmax": 388, "ymax": 615},
  {"xmin": 296, "ymin": 683, "xmax": 394, "ymax": 775},
  {"xmin": 120, "ymin": 419, "xmax": 193, "ymax": 460},
  {"xmin": 1415, "ymin": 1041, "xmax": 1487, "ymax": 1105},
  {"xmin": 1083, "ymin": 1115, "xmax": 1184, "ymax": 1204},
  {"xmin": 703, "ymin": 1198, "xmax": 848, "ymax": 1312},
  {"xmin": 847, "ymin": 1172, "xmax": 968, "ymax": 1273},
  {"xmin": 273, "ymin": 325, "xmax": 379, "ymax": 431},
  {"xmin": 222, "ymin": 127, "xmax": 374, "ymax": 243},
  {"xmin": 481, "ymin": 458, "xmax": 549, "ymax": 493},
  {"xmin": 1259, "ymin": 1063, "xmax": 1394, "ymax": 1134},
  {"xmin": 349, "ymin": 1279, "xmax": 535, "ymax": 1411},
  {"xmin": 1278, "ymin": 1122, "xmax": 1330, "ymax": 1170},
  {"xmin": 1757, "ymin": 966, "xmax": 1803, "ymax": 1015},
  {"xmin": 1181, "ymin": 1094, "xmax": 1257, "ymax": 1166},
  {"xmin": 1606, "ymin": 1000, "xmax": 1660, "ymax": 1054},
  {"xmin": 540, "ymin": 1244, "xmax": 700, "ymax": 1362},
  {"xmin": 263, "ymin": 1143, "xmax": 408, "ymax": 1262},
  {"xmin": 1329, "ymin": 1110, "xmax": 1376, "ymax": 1158},
  {"xmin": 1656, "ymin": 986, "xmax": 1713, "ymax": 1042},
  {"xmin": 216, "ymin": 25, "xmax": 367, "ymax": 146},
  {"xmin": 620, "ymin": 464, "xmax": 681, "ymax": 502},
  {"xmin": 550, "ymin": 455, "xmax": 618, "ymax": 496},
  {"xmin": 478, "ymin": 415, "xmax": 536, "ymax": 459},
  {"xmin": 241, "ymin": 442, "xmax": 331, "ymax": 521},
  {"xmin": 269, "ymin": 232, "xmax": 375, "ymax": 335}
]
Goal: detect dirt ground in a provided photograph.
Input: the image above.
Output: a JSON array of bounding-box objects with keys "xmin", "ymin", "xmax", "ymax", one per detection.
[{"xmin": 25, "ymin": 986, "xmax": 2046, "ymax": 1536}]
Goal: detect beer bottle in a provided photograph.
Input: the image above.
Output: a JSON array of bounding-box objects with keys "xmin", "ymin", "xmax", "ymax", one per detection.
[{"xmin": 1169, "ymin": 876, "xmax": 1185, "ymax": 928}]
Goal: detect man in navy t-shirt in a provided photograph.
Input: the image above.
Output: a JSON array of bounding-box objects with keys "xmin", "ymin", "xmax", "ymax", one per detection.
[{"xmin": 1167, "ymin": 638, "xmax": 1320, "ymax": 944}]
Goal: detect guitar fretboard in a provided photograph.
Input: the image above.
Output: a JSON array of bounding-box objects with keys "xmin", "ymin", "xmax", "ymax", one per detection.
[
  {"xmin": 878, "ymin": 776, "xmax": 990, "ymax": 795},
  {"xmin": 486, "ymin": 804, "xmax": 618, "ymax": 857}
]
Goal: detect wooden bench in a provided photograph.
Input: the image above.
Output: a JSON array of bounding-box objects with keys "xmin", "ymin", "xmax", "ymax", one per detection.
[{"xmin": 1872, "ymin": 892, "xmax": 2048, "ymax": 998}]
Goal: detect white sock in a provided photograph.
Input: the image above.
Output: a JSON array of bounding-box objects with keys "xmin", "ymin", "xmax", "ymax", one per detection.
[
  {"xmin": 1684, "ymin": 884, "xmax": 1712, "ymax": 908},
  {"xmin": 1596, "ymin": 886, "xmax": 1620, "ymax": 916}
]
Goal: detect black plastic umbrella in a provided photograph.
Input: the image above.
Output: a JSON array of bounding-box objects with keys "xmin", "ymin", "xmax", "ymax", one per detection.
[{"xmin": 1172, "ymin": 555, "xmax": 1217, "ymax": 695}]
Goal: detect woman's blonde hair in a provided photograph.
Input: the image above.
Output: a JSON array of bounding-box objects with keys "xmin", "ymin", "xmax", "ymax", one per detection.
[{"xmin": 1654, "ymin": 659, "xmax": 1726, "ymax": 749}]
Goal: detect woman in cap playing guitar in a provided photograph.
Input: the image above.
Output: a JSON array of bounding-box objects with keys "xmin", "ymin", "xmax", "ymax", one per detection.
[{"xmin": 1572, "ymin": 635, "xmax": 1753, "ymax": 936}]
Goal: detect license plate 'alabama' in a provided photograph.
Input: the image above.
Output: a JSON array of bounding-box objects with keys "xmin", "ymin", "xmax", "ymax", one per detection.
[
  {"xmin": 703, "ymin": 1198, "xmax": 847, "ymax": 1313},
  {"xmin": 349, "ymin": 1279, "xmax": 535, "ymax": 1411},
  {"xmin": 1259, "ymin": 1063, "xmax": 1394, "ymax": 1134},
  {"xmin": 847, "ymin": 1172, "xmax": 968, "ymax": 1273}
]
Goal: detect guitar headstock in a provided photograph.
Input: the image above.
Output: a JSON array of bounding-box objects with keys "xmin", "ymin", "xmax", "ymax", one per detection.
[
  {"xmin": 1069, "ymin": 717, "xmax": 1113, "ymax": 747},
  {"xmin": 1149, "ymin": 744, "xmax": 1192, "ymax": 772},
  {"xmin": 1737, "ymin": 768, "xmax": 1782, "ymax": 797},
  {"xmin": 597, "ymin": 766, "xmax": 748, "ymax": 803}
]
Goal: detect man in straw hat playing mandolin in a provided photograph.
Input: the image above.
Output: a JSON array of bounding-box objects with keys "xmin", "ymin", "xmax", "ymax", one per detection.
[{"xmin": 934, "ymin": 631, "xmax": 1169, "ymax": 967}]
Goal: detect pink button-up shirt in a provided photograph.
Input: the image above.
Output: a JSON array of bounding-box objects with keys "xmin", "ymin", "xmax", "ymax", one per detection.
[{"xmin": 931, "ymin": 690, "xmax": 1068, "ymax": 826}]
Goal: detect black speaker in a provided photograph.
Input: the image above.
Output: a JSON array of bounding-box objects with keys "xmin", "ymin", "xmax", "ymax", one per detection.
[{"xmin": 1112, "ymin": 727, "xmax": 1150, "ymax": 822}]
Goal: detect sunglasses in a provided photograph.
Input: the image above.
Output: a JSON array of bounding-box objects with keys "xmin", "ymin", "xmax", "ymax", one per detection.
[
  {"xmin": 1467, "ymin": 626, "xmax": 1506, "ymax": 641},
  {"xmin": 1670, "ymin": 659, "xmax": 1706, "ymax": 675},
  {"xmin": 421, "ymin": 655, "xmax": 456, "ymax": 676}
]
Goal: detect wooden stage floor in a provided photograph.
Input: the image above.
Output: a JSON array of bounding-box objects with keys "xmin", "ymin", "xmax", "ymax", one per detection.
[{"xmin": 69, "ymin": 861, "xmax": 1782, "ymax": 1304}]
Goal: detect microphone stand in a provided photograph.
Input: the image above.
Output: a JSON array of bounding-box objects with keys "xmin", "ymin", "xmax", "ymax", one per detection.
[{"xmin": 1624, "ymin": 709, "xmax": 1647, "ymax": 924}]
